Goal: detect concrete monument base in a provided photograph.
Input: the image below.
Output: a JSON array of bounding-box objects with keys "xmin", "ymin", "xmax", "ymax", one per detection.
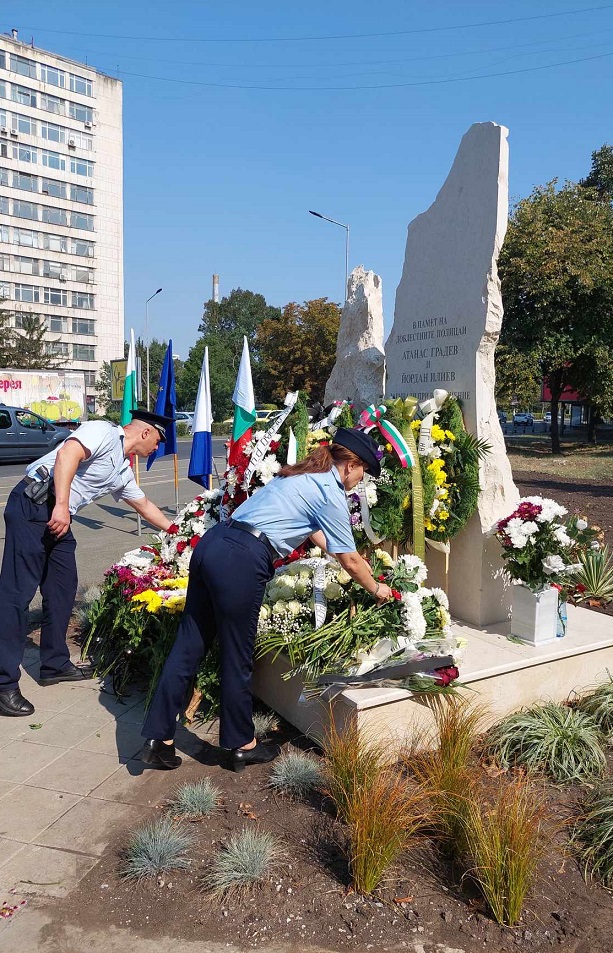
[{"xmin": 252, "ymin": 605, "xmax": 613, "ymax": 750}]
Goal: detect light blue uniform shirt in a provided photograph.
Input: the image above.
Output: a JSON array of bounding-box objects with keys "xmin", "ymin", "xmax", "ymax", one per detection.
[
  {"xmin": 232, "ymin": 467, "xmax": 356, "ymax": 557},
  {"xmin": 25, "ymin": 420, "xmax": 145, "ymax": 515}
]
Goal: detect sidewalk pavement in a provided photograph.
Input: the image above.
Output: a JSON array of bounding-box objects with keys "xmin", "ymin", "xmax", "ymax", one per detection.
[{"xmin": 0, "ymin": 641, "xmax": 215, "ymax": 930}]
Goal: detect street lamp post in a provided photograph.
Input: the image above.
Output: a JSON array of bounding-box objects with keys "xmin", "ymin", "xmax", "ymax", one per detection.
[
  {"xmin": 309, "ymin": 210, "xmax": 349, "ymax": 303},
  {"xmin": 145, "ymin": 287, "xmax": 163, "ymax": 410}
]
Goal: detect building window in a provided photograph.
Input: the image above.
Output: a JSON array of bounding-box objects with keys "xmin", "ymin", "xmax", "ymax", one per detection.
[
  {"xmin": 69, "ymin": 73, "xmax": 93, "ymax": 96},
  {"xmin": 83, "ymin": 370, "xmax": 96, "ymax": 387},
  {"xmin": 41, "ymin": 121, "xmax": 64, "ymax": 143},
  {"xmin": 15, "ymin": 283, "xmax": 39, "ymax": 303},
  {"xmin": 68, "ymin": 131, "xmax": 93, "ymax": 151},
  {"xmin": 72, "ymin": 317, "xmax": 95, "ymax": 335},
  {"xmin": 12, "ymin": 226, "xmax": 38, "ymax": 248},
  {"xmin": 0, "ymin": 142, "xmax": 7, "ymax": 159},
  {"xmin": 43, "ymin": 232, "xmax": 68, "ymax": 253},
  {"xmin": 68, "ymin": 102, "xmax": 93, "ymax": 123},
  {"xmin": 13, "ymin": 144, "xmax": 37, "ymax": 163},
  {"xmin": 0, "ymin": 253, "xmax": 8, "ymax": 271},
  {"xmin": 11, "ymin": 83, "xmax": 36, "ymax": 107},
  {"xmin": 0, "ymin": 167, "xmax": 7, "ymax": 185},
  {"xmin": 0, "ymin": 52, "xmax": 5, "ymax": 70},
  {"xmin": 41, "ymin": 149, "xmax": 66, "ymax": 171},
  {"xmin": 73, "ymin": 343, "xmax": 95, "ymax": 361},
  {"xmin": 70, "ymin": 157, "xmax": 94, "ymax": 177},
  {"xmin": 0, "ymin": 196, "xmax": 9, "ymax": 215},
  {"xmin": 46, "ymin": 341, "xmax": 69, "ymax": 357},
  {"xmin": 44, "ymin": 286, "xmax": 68, "ymax": 306},
  {"xmin": 13, "ymin": 199, "xmax": 38, "ymax": 220},
  {"xmin": 41, "ymin": 177, "xmax": 67, "ymax": 199},
  {"xmin": 40, "ymin": 92, "xmax": 63, "ymax": 115},
  {"xmin": 70, "ymin": 184, "xmax": 93, "ymax": 205},
  {"xmin": 12, "ymin": 113, "xmax": 36, "ymax": 135},
  {"xmin": 42, "ymin": 259, "xmax": 64, "ymax": 279},
  {"xmin": 14, "ymin": 255, "xmax": 40, "ymax": 275},
  {"xmin": 0, "ymin": 80, "xmax": 5, "ymax": 99},
  {"xmin": 10, "ymin": 54, "xmax": 37, "ymax": 79},
  {"xmin": 71, "ymin": 238, "xmax": 94, "ymax": 257},
  {"xmin": 0, "ymin": 224, "xmax": 8, "ymax": 242},
  {"xmin": 46, "ymin": 315, "xmax": 67, "ymax": 333},
  {"xmin": 13, "ymin": 170, "xmax": 38, "ymax": 191},
  {"xmin": 71, "ymin": 211, "xmax": 94, "ymax": 231},
  {"xmin": 13, "ymin": 312, "xmax": 28, "ymax": 329},
  {"xmin": 40, "ymin": 64, "xmax": 66, "ymax": 88},
  {"xmin": 74, "ymin": 265, "xmax": 94, "ymax": 283},
  {"xmin": 42, "ymin": 206, "xmax": 67, "ymax": 226},
  {"xmin": 72, "ymin": 291, "xmax": 94, "ymax": 309},
  {"xmin": 0, "ymin": 280, "xmax": 10, "ymax": 298}
]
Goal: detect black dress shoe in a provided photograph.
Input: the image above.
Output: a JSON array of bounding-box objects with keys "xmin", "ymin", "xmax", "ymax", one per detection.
[
  {"xmin": 141, "ymin": 738, "xmax": 182, "ymax": 770},
  {"xmin": 0, "ymin": 689, "xmax": 35, "ymax": 717},
  {"xmin": 230, "ymin": 741, "xmax": 281, "ymax": 773},
  {"xmin": 39, "ymin": 662, "xmax": 94, "ymax": 685}
]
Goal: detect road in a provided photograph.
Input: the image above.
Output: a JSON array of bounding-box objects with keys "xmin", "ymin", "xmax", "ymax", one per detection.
[{"xmin": 0, "ymin": 438, "xmax": 228, "ymax": 589}]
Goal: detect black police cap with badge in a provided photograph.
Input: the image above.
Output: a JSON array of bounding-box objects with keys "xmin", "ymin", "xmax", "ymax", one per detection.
[
  {"xmin": 332, "ymin": 427, "xmax": 382, "ymax": 478},
  {"xmin": 130, "ymin": 410, "xmax": 176, "ymax": 442}
]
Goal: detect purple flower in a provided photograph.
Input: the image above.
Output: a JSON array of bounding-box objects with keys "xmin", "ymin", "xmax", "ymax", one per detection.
[
  {"xmin": 350, "ymin": 513, "xmax": 361, "ymax": 526},
  {"xmin": 375, "ymin": 448, "xmax": 385, "ymax": 461},
  {"xmin": 350, "ymin": 493, "xmax": 360, "ymax": 504}
]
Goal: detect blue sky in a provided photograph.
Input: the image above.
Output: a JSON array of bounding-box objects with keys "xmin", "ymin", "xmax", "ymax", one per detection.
[{"xmin": 8, "ymin": 1, "xmax": 613, "ymax": 359}]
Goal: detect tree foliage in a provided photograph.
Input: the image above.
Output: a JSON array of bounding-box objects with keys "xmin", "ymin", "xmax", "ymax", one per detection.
[
  {"xmin": 499, "ymin": 178, "xmax": 613, "ymax": 451},
  {"xmin": 580, "ymin": 143, "xmax": 613, "ymax": 203},
  {"xmin": 10, "ymin": 313, "xmax": 67, "ymax": 369},
  {"xmin": 257, "ymin": 297, "xmax": 341, "ymax": 403},
  {"xmin": 494, "ymin": 344, "xmax": 541, "ymax": 410}
]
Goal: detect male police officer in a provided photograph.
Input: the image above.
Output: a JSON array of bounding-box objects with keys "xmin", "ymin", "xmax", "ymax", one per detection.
[{"xmin": 0, "ymin": 409, "xmax": 174, "ymax": 717}]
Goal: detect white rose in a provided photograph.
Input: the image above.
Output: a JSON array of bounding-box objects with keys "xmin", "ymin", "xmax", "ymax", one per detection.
[
  {"xmin": 542, "ymin": 554, "xmax": 566, "ymax": 575},
  {"xmin": 258, "ymin": 605, "xmax": 270, "ymax": 622},
  {"xmin": 286, "ymin": 600, "xmax": 302, "ymax": 617},
  {"xmin": 272, "ymin": 600, "xmax": 288, "ymax": 616},
  {"xmin": 337, "ymin": 569, "xmax": 352, "ymax": 586},
  {"xmin": 576, "ymin": 519, "xmax": 588, "ymax": 531},
  {"xmin": 324, "ymin": 582, "xmax": 343, "ymax": 600}
]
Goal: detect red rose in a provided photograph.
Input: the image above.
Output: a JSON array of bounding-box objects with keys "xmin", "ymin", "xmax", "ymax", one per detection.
[
  {"xmin": 193, "ymin": 510, "xmax": 205, "ymax": 517},
  {"xmin": 270, "ymin": 440, "xmax": 280, "ymax": 452},
  {"xmin": 190, "ymin": 534, "xmax": 201, "ymax": 548},
  {"xmin": 176, "ymin": 540, "xmax": 187, "ymax": 554},
  {"xmin": 434, "ymin": 665, "xmax": 460, "ymax": 686},
  {"xmin": 576, "ymin": 583, "xmax": 587, "ymax": 593},
  {"xmin": 378, "ymin": 574, "xmax": 386, "ymax": 581},
  {"xmin": 167, "ymin": 523, "xmax": 179, "ymax": 535},
  {"xmin": 391, "ymin": 589, "xmax": 402, "ymax": 601}
]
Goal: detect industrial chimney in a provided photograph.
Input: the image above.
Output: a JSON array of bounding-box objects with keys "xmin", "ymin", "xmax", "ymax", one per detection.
[{"xmin": 212, "ymin": 274, "xmax": 219, "ymax": 303}]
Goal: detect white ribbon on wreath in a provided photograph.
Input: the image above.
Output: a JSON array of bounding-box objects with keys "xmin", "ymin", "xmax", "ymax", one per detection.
[
  {"xmin": 417, "ymin": 388, "xmax": 449, "ymax": 456},
  {"xmin": 354, "ymin": 477, "xmax": 384, "ymax": 545},
  {"xmin": 242, "ymin": 391, "xmax": 299, "ymax": 486}
]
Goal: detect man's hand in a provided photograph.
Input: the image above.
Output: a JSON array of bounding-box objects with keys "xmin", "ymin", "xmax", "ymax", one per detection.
[
  {"xmin": 47, "ymin": 503, "xmax": 71, "ymax": 538},
  {"xmin": 127, "ymin": 496, "xmax": 172, "ymax": 531}
]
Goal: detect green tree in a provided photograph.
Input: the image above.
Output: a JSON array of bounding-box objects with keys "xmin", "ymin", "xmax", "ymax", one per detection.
[
  {"xmin": 257, "ymin": 298, "xmax": 341, "ymax": 403},
  {"xmin": 580, "ymin": 144, "xmax": 613, "ymax": 203},
  {"xmin": 0, "ymin": 300, "xmax": 15, "ymax": 368},
  {"xmin": 499, "ymin": 180, "xmax": 613, "ymax": 452},
  {"xmin": 10, "ymin": 313, "xmax": 67, "ymax": 369},
  {"xmin": 494, "ymin": 345, "xmax": 541, "ymax": 411},
  {"xmin": 176, "ymin": 337, "xmax": 237, "ymax": 420}
]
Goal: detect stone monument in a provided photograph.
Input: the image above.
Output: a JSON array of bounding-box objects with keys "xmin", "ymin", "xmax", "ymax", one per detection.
[
  {"xmin": 324, "ymin": 265, "xmax": 386, "ymax": 412},
  {"xmin": 385, "ymin": 121, "xmax": 519, "ymax": 626}
]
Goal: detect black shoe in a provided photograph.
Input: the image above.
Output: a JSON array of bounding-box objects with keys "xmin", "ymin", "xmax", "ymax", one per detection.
[
  {"xmin": 230, "ymin": 741, "xmax": 281, "ymax": 773},
  {"xmin": 39, "ymin": 663, "xmax": 94, "ymax": 685},
  {"xmin": 141, "ymin": 738, "xmax": 182, "ymax": 770},
  {"xmin": 0, "ymin": 689, "xmax": 35, "ymax": 717}
]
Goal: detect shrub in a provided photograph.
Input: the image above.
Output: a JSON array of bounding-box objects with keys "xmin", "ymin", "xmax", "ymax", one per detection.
[
  {"xmin": 576, "ymin": 676, "xmax": 613, "ymax": 736},
  {"xmin": 252, "ymin": 709, "xmax": 281, "ymax": 739},
  {"xmin": 176, "ymin": 422, "xmax": 189, "ymax": 437},
  {"xmin": 321, "ymin": 719, "xmax": 384, "ymax": 823},
  {"xmin": 167, "ymin": 779, "xmax": 220, "ymax": 819},
  {"xmin": 119, "ymin": 817, "xmax": 194, "ymax": 881},
  {"xmin": 486, "ymin": 702, "xmax": 606, "ymax": 783},
  {"xmin": 574, "ymin": 783, "xmax": 613, "ymax": 888},
  {"xmin": 268, "ymin": 750, "xmax": 323, "ymax": 798},
  {"xmin": 462, "ymin": 779, "xmax": 545, "ymax": 926},
  {"xmin": 576, "ymin": 545, "xmax": 613, "ymax": 604},
  {"xmin": 203, "ymin": 828, "xmax": 282, "ymax": 897},
  {"xmin": 344, "ymin": 771, "xmax": 428, "ymax": 895}
]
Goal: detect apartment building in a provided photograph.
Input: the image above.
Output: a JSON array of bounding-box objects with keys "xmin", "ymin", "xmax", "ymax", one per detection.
[{"xmin": 0, "ymin": 30, "xmax": 123, "ymax": 411}]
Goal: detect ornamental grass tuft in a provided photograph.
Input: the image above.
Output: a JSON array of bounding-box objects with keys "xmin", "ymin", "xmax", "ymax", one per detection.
[
  {"xmin": 576, "ymin": 676, "xmax": 613, "ymax": 737},
  {"xmin": 167, "ymin": 779, "xmax": 221, "ymax": 819},
  {"xmin": 119, "ymin": 817, "xmax": 194, "ymax": 881},
  {"xmin": 321, "ymin": 718, "xmax": 385, "ymax": 824},
  {"xmin": 203, "ymin": 828, "xmax": 282, "ymax": 897},
  {"xmin": 252, "ymin": 709, "xmax": 281, "ymax": 739},
  {"xmin": 462, "ymin": 778, "xmax": 546, "ymax": 926},
  {"xmin": 574, "ymin": 783, "xmax": 613, "ymax": 888},
  {"xmin": 486, "ymin": 701, "xmax": 606, "ymax": 784},
  {"xmin": 268, "ymin": 749, "xmax": 323, "ymax": 798}
]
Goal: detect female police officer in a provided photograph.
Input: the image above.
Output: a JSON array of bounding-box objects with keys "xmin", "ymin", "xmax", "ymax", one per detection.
[{"xmin": 141, "ymin": 428, "xmax": 393, "ymax": 772}]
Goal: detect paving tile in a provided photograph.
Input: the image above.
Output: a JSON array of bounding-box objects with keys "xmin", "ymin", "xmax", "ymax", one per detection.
[
  {"xmin": 16, "ymin": 709, "xmax": 113, "ymax": 749},
  {"xmin": 24, "ymin": 681, "xmax": 99, "ymax": 714},
  {"xmin": 0, "ymin": 716, "xmax": 41, "ymax": 750},
  {"xmin": 0, "ymin": 740, "xmax": 66, "ymax": 783},
  {"xmin": 114, "ymin": 698, "xmax": 149, "ymax": 724},
  {"xmin": 0, "ymin": 837, "xmax": 26, "ymax": 866},
  {"xmin": 0, "ymin": 785, "xmax": 80, "ymax": 842},
  {"xmin": 0, "ymin": 779, "xmax": 18, "ymax": 800},
  {"xmin": 90, "ymin": 758, "xmax": 174, "ymax": 806},
  {"xmin": 24, "ymin": 748, "xmax": 123, "ymax": 796},
  {"xmin": 76, "ymin": 722, "xmax": 145, "ymax": 760},
  {"xmin": 35, "ymin": 796, "xmax": 141, "ymax": 856},
  {"xmin": 68, "ymin": 687, "xmax": 145, "ymax": 721},
  {"xmin": 0, "ymin": 844, "xmax": 98, "ymax": 898}
]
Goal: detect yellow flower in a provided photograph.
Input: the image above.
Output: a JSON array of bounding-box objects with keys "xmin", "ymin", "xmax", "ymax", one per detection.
[
  {"xmin": 411, "ymin": 419, "xmax": 421, "ymax": 432},
  {"xmin": 428, "ymin": 458, "xmax": 445, "ymax": 471},
  {"xmin": 430, "ymin": 424, "xmax": 446, "ymax": 442},
  {"xmin": 438, "ymin": 509, "xmax": 450, "ymax": 521},
  {"xmin": 163, "ymin": 595, "xmax": 186, "ymax": 614},
  {"xmin": 160, "ymin": 577, "xmax": 189, "ymax": 589},
  {"xmin": 401, "ymin": 495, "xmax": 410, "ymax": 510},
  {"xmin": 131, "ymin": 590, "xmax": 163, "ymax": 614},
  {"xmin": 374, "ymin": 548, "xmax": 395, "ymax": 568},
  {"xmin": 444, "ymin": 430, "xmax": 456, "ymax": 441},
  {"xmin": 424, "ymin": 518, "xmax": 436, "ymax": 531},
  {"xmin": 385, "ymin": 442, "xmax": 392, "ymax": 452}
]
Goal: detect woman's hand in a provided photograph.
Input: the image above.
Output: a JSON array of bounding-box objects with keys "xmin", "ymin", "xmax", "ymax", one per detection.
[{"xmin": 373, "ymin": 582, "xmax": 394, "ymax": 605}]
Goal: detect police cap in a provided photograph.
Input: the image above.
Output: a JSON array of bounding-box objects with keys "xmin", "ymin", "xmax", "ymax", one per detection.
[
  {"xmin": 332, "ymin": 427, "xmax": 382, "ymax": 478},
  {"xmin": 130, "ymin": 409, "xmax": 175, "ymax": 441}
]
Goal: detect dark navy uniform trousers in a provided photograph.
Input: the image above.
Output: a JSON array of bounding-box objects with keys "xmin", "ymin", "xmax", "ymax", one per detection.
[
  {"xmin": 142, "ymin": 522, "xmax": 275, "ymax": 751},
  {"xmin": 0, "ymin": 480, "xmax": 78, "ymax": 691}
]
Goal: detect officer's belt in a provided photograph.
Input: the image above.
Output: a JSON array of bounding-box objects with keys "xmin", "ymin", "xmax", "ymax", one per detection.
[{"xmin": 227, "ymin": 519, "xmax": 279, "ymax": 560}]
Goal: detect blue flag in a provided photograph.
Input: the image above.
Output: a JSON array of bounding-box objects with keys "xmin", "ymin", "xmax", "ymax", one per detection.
[
  {"xmin": 188, "ymin": 345, "xmax": 213, "ymax": 487},
  {"xmin": 147, "ymin": 340, "xmax": 177, "ymax": 469}
]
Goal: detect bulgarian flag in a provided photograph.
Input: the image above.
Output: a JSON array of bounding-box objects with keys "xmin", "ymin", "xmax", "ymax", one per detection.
[
  {"xmin": 228, "ymin": 336, "xmax": 256, "ymax": 466},
  {"xmin": 120, "ymin": 328, "xmax": 138, "ymax": 426}
]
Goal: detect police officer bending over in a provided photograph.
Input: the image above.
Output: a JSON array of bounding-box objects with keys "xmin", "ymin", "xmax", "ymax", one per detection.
[
  {"xmin": 141, "ymin": 427, "xmax": 394, "ymax": 773},
  {"xmin": 0, "ymin": 410, "xmax": 174, "ymax": 718}
]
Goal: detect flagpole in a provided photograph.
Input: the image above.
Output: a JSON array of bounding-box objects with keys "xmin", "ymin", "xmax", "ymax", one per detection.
[{"xmin": 173, "ymin": 452, "xmax": 180, "ymax": 516}]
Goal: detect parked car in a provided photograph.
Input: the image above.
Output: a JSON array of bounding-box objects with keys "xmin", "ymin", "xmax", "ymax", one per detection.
[
  {"xmin": 513, "ymin": 412, "xmax": 534, "ymax": 426},
  {"xmin": 255, "ymin": 409, "xmax": 281, "ymax": 424},
  {"xmin": 0, "ymin": 404, "xmax": 72, "ymax": 462},
  {"xmin": 544, "ymin": 411, "xmax": 552, "ymax": 424},
  {"xmin": 497, "ymin": 410, "xmax": 507, "ymax": 424},
  {"xmin": 175, "ymin": 411, "xmax": 195, "ymax": 434}
]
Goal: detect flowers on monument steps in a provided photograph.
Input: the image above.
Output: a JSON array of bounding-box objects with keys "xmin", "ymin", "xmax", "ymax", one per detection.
[{"xmin": 434, "ymin": 665, "xmax": 460, "ymax": 686}]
